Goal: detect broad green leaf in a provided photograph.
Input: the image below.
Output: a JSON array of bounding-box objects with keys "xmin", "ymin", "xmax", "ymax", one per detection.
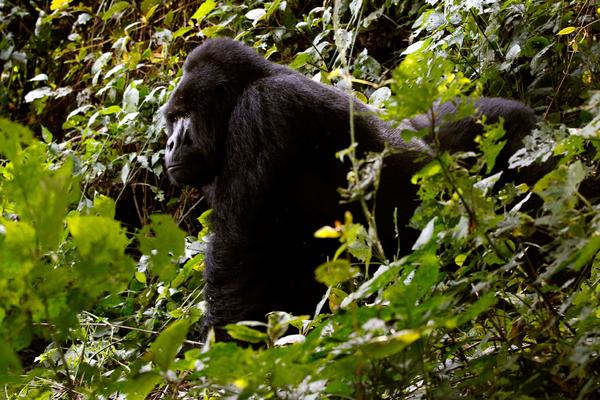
[
  {"xmin": 91, "ymin": 195, "xmax": 116, "ymax": 218},
  {"xmin": 534, "ymin": 161, "xmax": 586, "ymax": 213},
  {"xmin": 102, "ymin": 1, "xmax": 130, "ymax": 20},
  {"xmin": 140, "ymin": 0, "xmax": 160, "ymax": 14},
  {"xmin": 411, "ymin": 160, "xmax": 441, "ymax": 184},
  {"xmin": 0, "ymin": 340, "xmax": 21, "ymax": 373},
  {"xmin": 138, "ymin": 214, "xmax": 186, "ymax": 281},
  {"xmin": 341, "ymin": 264, "xmax": 400, "ymax": 308},
  {"xmin": 225, "ymin": 324, "xmax": 268, "ymax": 344},
  {"xmin": 173, "ymin": 27, "xmax": 193, "ymax": 39},
  {"xmin": 40, "ymin": 126, "xmax": 53, "ymax": 143},
  {"xmin": 315, "ymin": 260, "xmax": 358, "ymax": 287},
  {"xmin": 385, "ymin": 251, "xmax": 439, "ymax": 307},
  {"xmin": 122, "ymin": 371, "xmax": 161, "ymax": 400},
  {"xmin": 191, "ymin": 0, "xmax": 216, "ymax": 22},
  {"xmin": 359, "ymin": 330, "xmax": 421, "ymax": 359},
  {"xmin": 0, "ymin": 118, "xmax": 33, "ymax": 159},
  {"xmin": 197, "ymin": 209, "xmax": 213, "ymax": 240},
  {"xmin": 149, "ymin": 319, "xmax": 189, "ymax": 371},
  {"xmin": 289, "ymin": 52, "xmax": 311, "ymax": 69},
  {"xmin": 454, "ymin": 254, "xmax": 467, "ymax": 267},
  {"xmin": 5, "ymin": 147, "xmax": 79, "ymax": 252},
  {"xmin": 67, "ymin": 215, "xmax": 129, "ymax": 261},
  {"xmin": 476, "ymin": 118, "xmax": 507, "ymax": 173},
  {"xmin": 369, "ymin": 87, "xmax": 391, "ymax": 108},
  {"xmin": 401, "ymin": 40, "xmax": 426, "ymax": 55},
  {"xmin": 456, "ymin": 292, "xmax": 497, "ymax": 326}
]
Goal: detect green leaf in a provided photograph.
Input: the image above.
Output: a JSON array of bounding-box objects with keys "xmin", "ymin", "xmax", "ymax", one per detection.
[
  {"xmin": 0, "ymin": 340, "xmax": 21, "ymax": 373},
  {"xmin": 102, "ymin": 1, "xmax": 130, "ymax": 20},
  {"xmin": 40, "ymin": 126, "xmax": 53, "ymax": 143},
  {"xmin": 197, "ymin": 209, "xmax": 213, "ymax": 240},
  {"xmin": 149, "ymin": 319, "xmax": 189, "ymax": 371},
  {"xmin": 534, "ymin": 161, "xmax": 586, "ymax": 213},
  {"xmin": 456, "ymin": 292, "xmax": 497, "ymax": 326},
  {"xmin": 315, "ymin": 260, "xmax": 359, "ymax": 287},
  {"xmin": 225, "ymin": 324, "xmax": 268, "ymax": 344},
  {"xmin": 476, "ymin": 118, "xmax": 507, "ymax": 173},
  {"xmin": 91, "ymin": 195, "xmax": 116, "ymax": 219},
  {"xmin": 122, "ymin": 371, "xmax": 161, "ymax": 400},
  {"xmin": 173, "ymin": 27, "xmax": 193, "ymax": 39},
  {"xmin": 341, "ymin": 264, "xmax": 401, "ymax": 308},
  {"xmin": 0, "ymin": 118, "xmax": 33, "ymax": 159},
  {"xmin": 411, "ymin": 160, "xmax": 441, "ymax": 184},
  {"xmin": 138, "ymin": 214, "xmax": 186, "ymax": 281},
  {"xmin": 359, "ymin": 329, "xmax": 421, "ymax": 359},
  {"xmin": 67, "ymin": 215, "xmax": 129, "ymax": 262},
  {"xmin": 191, "ymin": 0, "xmax": 216, "ymax": 22},
  {"xmin": 140, "ymin": 0, "xmax": 160, "ymax": 14},
  {"xmin": 289, "ymin": 52, "xmax": 311, "ymax": 69},
  {"xmin": 385, "ymin": 251, "xmax": 439, "ymax": 306},
  {"xmin": 5, "ymin": 147, "xmax": 79, "ymax": 252}
]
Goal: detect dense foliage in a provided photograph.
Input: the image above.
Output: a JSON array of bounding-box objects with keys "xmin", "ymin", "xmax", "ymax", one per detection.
[{"xmin": 1, "ymin": 0, "xmax": 598, "ymax": 398}]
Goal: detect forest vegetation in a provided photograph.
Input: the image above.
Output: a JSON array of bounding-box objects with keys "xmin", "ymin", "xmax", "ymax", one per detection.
[{"xmin": 0, "ymin": 0, "xmax": 599, "ymax": 398}]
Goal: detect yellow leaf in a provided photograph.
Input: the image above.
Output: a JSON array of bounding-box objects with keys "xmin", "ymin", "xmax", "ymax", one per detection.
[
  {"xmin": 454, "ymin": 254, "xmax": 467, "ymax": 267},
  {"xmin": 233, "ymin": 378, "xmax": 248, "ymax": 389},
  {"xmin": 50, "ymin": 0, "xmax": 72, "ymax": 10},
  {"xmin": 327, "ymin": 69, "xmax": 342, "ymax": 80},
  {"xmin": 314, "ymin": 225, "xmax": 341, "ymax": 239},
  {"xmin": 395, "ymin": 329, "xmax": 421, "ymax": 344},
  {"xmin": 135, "ymin": 271, "xmax": 147, "ymax": 284},
  {"xmin": 557, "ymin": 26, "xmax": 576, "ymax": 35}
]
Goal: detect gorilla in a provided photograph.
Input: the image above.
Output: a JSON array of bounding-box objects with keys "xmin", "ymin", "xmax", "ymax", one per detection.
[{"xmin": 163, "ymin": 38, "xmax": 538, "ymax": 338}]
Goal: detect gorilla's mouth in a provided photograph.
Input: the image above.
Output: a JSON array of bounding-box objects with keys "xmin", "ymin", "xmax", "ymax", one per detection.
[{"xmin": 167, "ymin": 163, "xmax": 185, "ymax": 173}]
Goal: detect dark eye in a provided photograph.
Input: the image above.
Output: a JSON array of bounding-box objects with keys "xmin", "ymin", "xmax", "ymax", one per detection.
[{"xmin": 166, "ymin": 111, "xmax": 190, "ymax": 123}]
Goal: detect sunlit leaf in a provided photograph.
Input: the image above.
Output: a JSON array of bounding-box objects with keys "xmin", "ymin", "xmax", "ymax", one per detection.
[
  {"xmin": 24, "ymin": 87, "xmax": 53, "ymax": 103},
  {"xmin": 50, "ymin": 0, "xmax": 72, "ymax": 10},
  {"xmin": 245, "ymin": 8, "xmax": 266, "ymax": 22},
  {"xmin": 314, "ymin": 225, "xmax": 341, "ymax": 238},
  {"xmin": 191, "ymin": 0, "xmax": 216, "ymax": 23},
  {"xmin": 557, "ymin": 26, "xmax": 576, "ymax": 35}
]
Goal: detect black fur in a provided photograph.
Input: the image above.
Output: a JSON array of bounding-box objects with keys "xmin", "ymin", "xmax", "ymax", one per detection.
[{"xmin": 163, "ymin": 38, "xmax": 538, "ymax": 338}]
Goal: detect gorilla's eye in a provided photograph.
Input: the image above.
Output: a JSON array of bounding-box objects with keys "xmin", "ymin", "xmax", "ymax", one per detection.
[{"xmin": 166, "ymin": 111, "xmax": 191, "ymax": 123}]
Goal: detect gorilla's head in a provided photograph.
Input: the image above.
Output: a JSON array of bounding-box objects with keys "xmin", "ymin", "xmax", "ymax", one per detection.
[{"xmin": 163, "ymin": 38, "xmax": 275, "ymax": 187}]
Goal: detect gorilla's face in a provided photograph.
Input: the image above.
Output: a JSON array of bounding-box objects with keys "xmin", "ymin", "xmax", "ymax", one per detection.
[{"xmin": 163, "ymin": 60, "xmax": 233, "ymax": 188}]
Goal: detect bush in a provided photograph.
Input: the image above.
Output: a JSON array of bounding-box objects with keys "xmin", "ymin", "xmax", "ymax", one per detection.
[{"xmin": 0, "ymin": 1, "xmax": 598, "ymax": 398}]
